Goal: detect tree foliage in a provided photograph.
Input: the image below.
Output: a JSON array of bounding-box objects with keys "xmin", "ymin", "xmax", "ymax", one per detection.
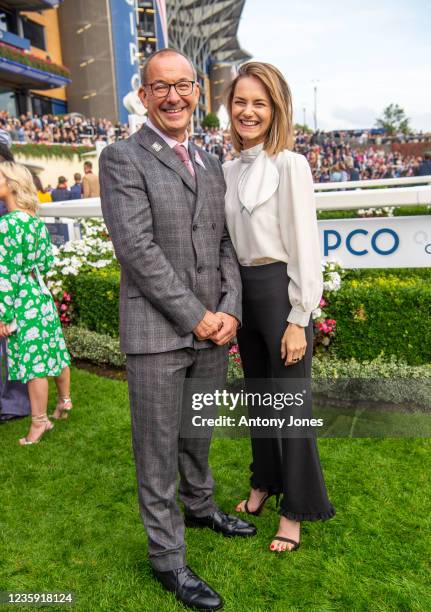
[
  {"xmin": 294, "ymin": 123, "xmax": 312, "ymax": 133},
  {"xmin": 201, "ymin": 112, "xmax": 220, "ymax": 129},
  {"xmin": 376, "ymin": 104, "xmax": 411, "ymax": 136}
]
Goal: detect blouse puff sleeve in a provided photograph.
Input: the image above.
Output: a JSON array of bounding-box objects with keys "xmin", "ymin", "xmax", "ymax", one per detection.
[
  {"xmin": 277, "ymin": 151, "xmax": 323, "ymax": 327},
  {"xmin": 0, "ymin": 217, "xmax": 20, "ymax": 324}
]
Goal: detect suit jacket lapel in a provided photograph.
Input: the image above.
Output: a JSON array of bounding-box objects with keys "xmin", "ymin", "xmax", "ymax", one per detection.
[
  {"xmin": 189, "ymin": 141, "xmax": 205, "ymax": 220},
  {"xmin": 136, "ymin": 125, "xmax": 197, "ymax": 194}
]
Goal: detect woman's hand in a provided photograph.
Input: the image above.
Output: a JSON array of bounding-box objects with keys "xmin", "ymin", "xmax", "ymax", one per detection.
[
  {"xmin": 280, "ymin": 323, "xmax": 307, "ymax": 366},
  {"xmin": 0, "ymin": 322, "xmax": 12, "ymax": 338}
]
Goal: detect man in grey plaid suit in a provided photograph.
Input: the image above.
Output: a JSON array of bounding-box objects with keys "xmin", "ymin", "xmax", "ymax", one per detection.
[{"xmin": 100, "ymin": 49, "xmax": 255, "ymax": 611}]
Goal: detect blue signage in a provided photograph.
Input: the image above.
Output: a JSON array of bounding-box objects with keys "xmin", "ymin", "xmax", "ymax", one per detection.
[
  {"xmin": 0, "ymin": 30, "xmax": 30, "ymax": 51},
  {"xmin": 109, "ymin": 0, "xmax": 140, "ymax": 124},
  {"xmin": 0, "ymin": 57, "xmax": 71, "ymax": 88},
  {"xmin": 323, "ymin": 227, "xmax": 400, "ymax": 257},
  {"xmin": 154, "ymin": 0, "xmax": 168, "ymax": 49}
]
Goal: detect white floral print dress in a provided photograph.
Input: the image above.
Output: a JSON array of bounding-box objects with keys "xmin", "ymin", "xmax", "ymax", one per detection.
[{"xmin": 0, "ymin": 211, "xmax": 70, "ymax": 383}]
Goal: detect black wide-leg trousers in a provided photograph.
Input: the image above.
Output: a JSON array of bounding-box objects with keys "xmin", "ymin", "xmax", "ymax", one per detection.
[{"xmin": 237, "ymin": 262, "xmax": 335, "ymax": 522}]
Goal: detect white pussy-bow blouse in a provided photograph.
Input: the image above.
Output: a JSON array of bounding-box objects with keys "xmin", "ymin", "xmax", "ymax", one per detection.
[{"xmin": 223, "ymin": 142, "xmax": 322, "ymax": 327}]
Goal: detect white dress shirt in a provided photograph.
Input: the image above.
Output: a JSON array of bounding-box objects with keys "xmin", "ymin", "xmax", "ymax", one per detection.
[{"xmin": 223, "ymin": 142, "xmax": 322, "ymax": 327}]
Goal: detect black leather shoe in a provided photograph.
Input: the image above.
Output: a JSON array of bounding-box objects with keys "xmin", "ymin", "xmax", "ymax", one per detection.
[
  {"xmin": 184, "ymin": 509, "xmax": 257, "ymax": 537},
  {"xmin": 153, "ymin": 565, "xmax": 223, "ymax": 610}
]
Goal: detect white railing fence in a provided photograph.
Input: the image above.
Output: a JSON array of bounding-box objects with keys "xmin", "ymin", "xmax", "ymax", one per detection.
[{"xmin": 39, "ymin": 175, "xmax": 431, "ymax": 218}]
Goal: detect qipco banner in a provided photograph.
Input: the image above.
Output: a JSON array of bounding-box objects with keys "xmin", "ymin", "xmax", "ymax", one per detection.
[
  {"xmin": 318, "ymin": 215, "xmax": 431, "ymax": 268},
  {"xmin": 109, "ymin": 0, "xmax": 141, "ymax": 124}
]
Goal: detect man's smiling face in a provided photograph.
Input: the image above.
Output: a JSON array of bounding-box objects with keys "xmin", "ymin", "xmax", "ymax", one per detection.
[{"xmin": 139, "ymin": 52, "xmax": 200, "ymax": 142}]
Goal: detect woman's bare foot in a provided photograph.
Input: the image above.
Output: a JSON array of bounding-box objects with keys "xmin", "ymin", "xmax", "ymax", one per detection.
[
  {"xmin": 236, "ymin": 488, "xmax": 269, "ymax": 513},
  {"xmin": 269, "ymin": 516, "xmax": 301, "ymax": 552}
]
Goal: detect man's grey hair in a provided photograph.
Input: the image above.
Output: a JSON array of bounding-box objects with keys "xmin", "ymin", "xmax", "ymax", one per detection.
[{"xmin": 141, "ymin": 48, "xmax": 197, "ymax": 84}]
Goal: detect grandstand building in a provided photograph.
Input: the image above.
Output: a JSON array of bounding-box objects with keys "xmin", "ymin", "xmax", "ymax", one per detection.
[
  {"xmin": 166, "ymin": 0, "xmax": 250, "ymax": 123},
  {"xmin": 55, "ymin": 0, "xmax": 247, "ymax": 126},
  {"xmin": 58, "ymin": 0, "xmax": 168, "ymax": 125},
  {"xmin": 0, "ymin": 0, "xmax": 70, "ymax": 116}
]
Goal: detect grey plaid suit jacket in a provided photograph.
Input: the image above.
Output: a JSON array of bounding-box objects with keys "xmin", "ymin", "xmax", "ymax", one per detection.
[{"xmin": 99, "ymin": 124, "xmax": 242, "ymax": 354}]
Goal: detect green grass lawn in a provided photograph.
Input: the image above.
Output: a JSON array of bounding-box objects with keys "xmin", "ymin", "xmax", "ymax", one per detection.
[{"xmin": 1, "ymin": 367, "xmax": 430, "ymax": 612}]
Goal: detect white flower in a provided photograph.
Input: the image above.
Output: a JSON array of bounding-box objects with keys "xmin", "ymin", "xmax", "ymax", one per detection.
[
  {"xmin": 312, "ymin": 307, "xmax": 322, "ymax": 319},
  {"xmin": 0, "ymin": 278, "xmax": 12, "ymax": 292},
  {"xmin": 41, "ymin": 303, "xmax": 51, "ymax": 316},
  {"xmin": 24, "ymin": 327, "xmax": 40, "ymax": 341},
  {"xmin": 16, "ymin": 212, "xmax": 29, "ymax": 222},
  {"xmin": 33, "ymin": 363, "xmax": 45, "ymax": 373},
  {"xmin": 24, "ymin": 308, "xmax": 38, "ymax": 320}
]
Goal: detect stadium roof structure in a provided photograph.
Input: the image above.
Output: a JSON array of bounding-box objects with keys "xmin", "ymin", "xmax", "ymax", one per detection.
[
  {"xmin": 166, "ymin": 0, "xmax": 251, "ymax": 69},
  {"xmin": 0, "ymin": 0, "xmax": 61, "ymax": 9}
]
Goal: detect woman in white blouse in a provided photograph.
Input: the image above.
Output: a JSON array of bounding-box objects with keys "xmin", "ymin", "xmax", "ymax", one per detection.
[{"xmin": 224, "ymin": 62, "xmax": 335, "ymax": 552}]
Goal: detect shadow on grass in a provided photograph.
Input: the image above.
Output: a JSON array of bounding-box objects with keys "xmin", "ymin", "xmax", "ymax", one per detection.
[{"xmin": 0, "ymin": 368, "xmax": 430, "ymax": 611}]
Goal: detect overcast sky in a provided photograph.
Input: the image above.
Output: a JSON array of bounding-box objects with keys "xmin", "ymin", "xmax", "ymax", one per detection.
[{"xmin": 237, "ymin": 0, "xmax": 431, "ymax": 131}]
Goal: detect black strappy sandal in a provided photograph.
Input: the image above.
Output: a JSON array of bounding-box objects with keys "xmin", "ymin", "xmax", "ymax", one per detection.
[
  {"xmin": 270, "ymin": 536, "xmax": 300, "ymax": 552},
  {"xmin": 238, "ymin": 492, "xmax": 280, "ymax": 517}
]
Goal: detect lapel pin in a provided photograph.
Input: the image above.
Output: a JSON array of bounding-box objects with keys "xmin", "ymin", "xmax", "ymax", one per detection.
[{"xmin": 152, "ymin": 142, "xmax": 163, "ymax": 152}]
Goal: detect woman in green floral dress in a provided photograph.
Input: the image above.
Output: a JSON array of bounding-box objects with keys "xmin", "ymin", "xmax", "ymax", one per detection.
[{"xmin": 0, "ymin": 162, "xmax": 72, "ymax": 445}]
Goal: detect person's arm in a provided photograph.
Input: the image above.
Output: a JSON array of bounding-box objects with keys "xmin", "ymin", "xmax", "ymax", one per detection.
[
  {"xmin": 99, "ymin": 143, "xmax": 207, "ymax": 336},
  {"xmin": 0, "ymin": 218, "xmax": 20, "ymax": 333},
  {"xmin": 214, "ymin": 161, "xmax": 242, "ymax": 323},
  {"xmin": 278, "ymin": 152, "xmax": 323, "ymax": 327}
]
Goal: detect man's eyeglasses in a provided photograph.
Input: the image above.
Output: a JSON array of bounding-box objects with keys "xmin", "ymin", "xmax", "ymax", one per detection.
[{"xmin": 143, "ymin": 80, "xmax": 196, "ymax": 98}]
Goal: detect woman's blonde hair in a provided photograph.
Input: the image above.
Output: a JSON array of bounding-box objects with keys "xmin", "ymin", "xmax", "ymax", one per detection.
[
  {"xmin": 0, "ymin": 162, "xmax": 39, "ymax": 213},
  {"xmin": 226, "ymin": 61, "xmax": 294, "ymax": 155}
]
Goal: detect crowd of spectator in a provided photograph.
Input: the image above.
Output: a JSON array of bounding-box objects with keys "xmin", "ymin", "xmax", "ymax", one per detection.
[
  {"xmin": 0, "ymin": 111, "xmax": 128, "ymax": 146},
  {"xmin": 1, "ymin": 109, "xmax": 430, "ymax": 185},
  {"xmin": 194, "ymin": 127, "xmax": 431, "ymax": 182},
  {"xmin": 293, "ymin": 130, "xmax": 431, "ymax": 181}
]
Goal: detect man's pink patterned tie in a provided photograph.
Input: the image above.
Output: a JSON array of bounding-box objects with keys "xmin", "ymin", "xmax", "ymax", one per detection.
[{"xmin": 173, "ymin": 143, "xmax": 196, "ymax": 177}]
